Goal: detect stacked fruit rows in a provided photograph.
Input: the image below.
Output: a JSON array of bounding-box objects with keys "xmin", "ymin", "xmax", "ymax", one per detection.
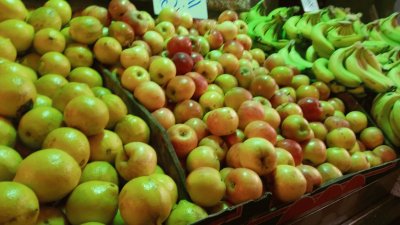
[{"xmin": 0, "ymin": 0, "xmax": 399, "ymax": 225}]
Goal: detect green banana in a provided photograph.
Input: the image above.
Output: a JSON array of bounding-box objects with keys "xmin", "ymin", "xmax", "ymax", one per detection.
[
  {"xmin": 389, "ymin": 99, "xmax": 400, "ymax": 143},
  {"xmin": 328, "ymin": 45, "xmax": 362, "ymax": 88},
  {"xmin": 311, "ymin": 22, "xmax": 336, "ymax": 58},
  {"xmin": 288, "ymin": 43, "xmax": 313, "ymax": 71},
  {"xmin": 371, "ymin": 92, "xmax": 400, "ymax": 147},
  {"xmin": 362, "ymin": 40, "xmax": 392, "ymax": 54},
  {"xmin": 277, "ymin": 42, "xmax": 297, "ymax": 68},
  {"xmin": 387, "ymin": 63, "xmax": 400, "ymax": 89},
  {"xmin": 312, "ymin": 58, "xmax": 336, "ymax": 83},
  {"xmin": 305, "ymin": 45, "xmax": 318, "ymax": 62},
  {"xmin": 320, "ymin": 8, "xmax": 333, "ymax": 22},
  {"xmin": 283, "ymin": 15, "xmax": 301, "ymax": 40},
  {"xmin": 379, "ymin": 12, "xmax": 400, "ymax": 44},
  {"xmin": 247, "ymin": 16, "xmax": 272, "ymax": 39},
  {"xmin": 297, "ymin": 11, "xmax": 322, "ymax": 40},
  {"xmin": 326, "ymin": 21, "xmax": 367, "ymax": 48},
  {"xmin": 369, "ymin": 21, "xmax": 400, "ymax": 46},
  {"xmin": 345, "ymin": 44, "xmax": 395, "ymax": 93},
  {"xmin": 258, "ymin": 16, "xmax": 290, "ymax": 51},
  {"xmin": 245, "ymin": 1, "xmax": 265, "ymax": 22}
]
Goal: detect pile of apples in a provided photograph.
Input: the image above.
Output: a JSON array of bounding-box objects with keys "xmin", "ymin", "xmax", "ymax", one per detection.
[{"xmin": 100, "ymin": 0, "xmax": 398, "ymax": 211}]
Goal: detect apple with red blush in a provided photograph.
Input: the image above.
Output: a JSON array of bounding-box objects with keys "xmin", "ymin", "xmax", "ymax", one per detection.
[{"xmin": 297, "ymin": 97, "xmax": 324, "ymax": 122}]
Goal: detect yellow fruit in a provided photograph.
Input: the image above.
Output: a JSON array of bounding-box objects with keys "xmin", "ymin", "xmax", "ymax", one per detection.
[
  {"xmin": 18, "ymin": 106, "xmax": 63, "ymax": 150},
  {"xmin": 80, "ymin": 161, "xmax": 119, "ymax": 185},
  {"xmin": 0, "ymin": 0, "xmax": 28, "ymax": 22},
  {"xmin": 0, "ymin": 73, "xmax": 37, "ymax": 118},
  {"xmin": 69, "ymin": 16, "xmax": 103, "ymax": 44},
  {"xmin": 68, "ymin": 67, "xmax": 103, "ymax": 88},
  {"xmin": 52, "ymin": 82, "xmax": 94, "ymax": 112},
  {"xmin": 42, "ymin": 127, "xmax": 90, "ymax": 168},
  {"xmin": 88, "ymin": 129, "xmax": 123, "ymax": 163},
  {"xmin": 13, "ymin": 148, "xmax": 81, "ymax": 203},
  {"xmin": 0, "ymin": 181, "xmax": 39, "ymax": 225},
  {"xmin": 120, "ymin": 65, "xmax": 150, "ymax": 92},
  {"xmin": 34, "ymin": 73, "xmax": 68, "ymax": 99},
  {"xmin": 114, "ymin": 114, "xmax": 150, "ymax": 144},
  {"xmin": 32, "ymin": 94, "xmax": 52, "ymax": 108},
  {"xmin": 27, "ymin": 7, "xmax": 62, "ymax": 31},
  {"xmin": 65, "ymin": 181, "xmax": 119, "ymax": 225},
  {"xmin": 93, "ymin": 36, "xmax": 122, "ymax": 65},
  {"xmin": 119, "ymin": 176, "xmax": 173, "ymax": 225},
  {"xmin": 64, "ymin": 95, "xmax": 109, "ymax": 136},
  {"xmin": 0, "ymin": 59, "xmax": 38, "ymax": 82},
  {"xmin": 38, "ymin": 51, "xmax": 71, "ymax": 77},
  {"xmin": 44, "ymin": 0, "xmax": 72, "ymax": 26},
  {"xmin": 150, "ymin": 173, "xmax": 178, "ymax": 206},
  {"xmin": 64, "ymin": 43, "xmax": 94, "ymax": 68},
  {"xmin": 60, "ymin": 26, "xmax": 72, "ymax": 45},
  {"xmin": 36, "ymin": 206, "xmax": 69, "ymax": 225},
  {"xmin": 33, "ymin": 28, "xmax": 66, "ymax": 55},
  {"xmin": 0, "ymin": 36, "xmax": 17, "ymax": 61},
  {"xmin": 92, "ymin": 86, "xmax": 112, "ymax": 98},
  {"xmin": 165, "ymin": 200, "xmax": 208, "ymax": 225},
  {"xmin": 20, "ymin": 52, "xmax": 41, "ymax": 72},
  {"xmin": 0, "ymin": 145, "xmax": 22, "ymax": 181},
  {"xmin": 99, "ymin": 94, "xmax": 128, "ymax": 129},
  {"xmin": 0, "ymin": 19, "xmax": 34, "ymax": 52},
  {"xmin": 0, "ymin": 117, "xmax": 17, "ymax": 147}
]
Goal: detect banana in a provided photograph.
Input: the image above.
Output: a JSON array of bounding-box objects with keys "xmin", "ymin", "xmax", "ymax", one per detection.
[
  {"xmin": 320, "ymin": 8, "xmax": 333, "ymax": 22},
  {"xmin": 347, "ymin": 85, "xmax": 367, "ymax": 98},
  {"xmin": 379, "ymin": 12, "xmax": 400, "ymax": 44},
  {"xmin": 387, "ymin": 63, "xmax": 400, "ymax": 89},
  {"xmin": 362, "ymin": 40, "xmax": 392, "ymax": 54},
  {"xmin": 247, "ymin": 16, "xmax": 272, "ymax": 39},
  {"xmin": 369, "ymin": 21, "xmax": 400, "ymax": 46},
  {"xmin": 328, "ymin": 44, "xmax": 362, "ymax": 88},
  {"xmin": 389, "ymin": 99, "xmax": 400, "ymax": 143},
  {"xmin": 283, "ymin": 15, "xmax": 301, "ymax": 40},
  {"xmin": 360, "ymin": 47, "xmax": 382, "ymax": 72},
  {"xmin": 277, "ymin": 42, "xmax": 298, "ymax": 68},
  {"xmin": 329, "ymin": 82, "xmax": 347, "ymax": 93},
  {"xmin": 245, "ymin": 1, "xmax": 265, "ymax": 22},
  {"xmin": 311, "ymin": 22, "xmax": 335, "ymax": 58},
  {"xmin": 298, "ymin": 11, "xmax": 322, "ymax": 39},
  {"xmin": 288, "ymin": 43, "xmax": 313, "ymax": 71},
  {"xmin": 345, "ymin": 44, "xmax": 395, "ymax": 93},
  {"xmin": 258, "ymin": 16, "xmax": 290, "ymax": 51},
  {"xmin": 305, "ymin": 45, "xmax": 318, "ymax": 62},
  {"xmin": 326, "ymin": 21, "xmax": 367, "ymax": 48},
  {"xmin": 312, "ymin": 58, "xmax": 335, "ymax": 83},
  {"xmin": 371, "ymin": 92, "xmax": 400, "ymax": 147}
]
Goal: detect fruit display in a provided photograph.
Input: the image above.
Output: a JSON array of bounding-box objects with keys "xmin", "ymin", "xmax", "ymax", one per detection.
[{"xmin": 0, "ymin": 0, "xmax": 399, "ymax": 224}]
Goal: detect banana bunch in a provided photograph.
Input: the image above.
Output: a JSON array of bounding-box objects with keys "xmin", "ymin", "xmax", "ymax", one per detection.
[
  {"xmin": 312, "ymin": 42, "xmax": 396, "ymax": 93},
  {"xmin": 277, "ymin": 40, "xmax": 313, "ymax": 72},
  {"xmin": 283, "ymin": 10, "xmax": 322, "ymax": 41},
  {"xmin": 364, "ymin": 13, "xmax": 400, "ymax": 47},
  {"xmin": 371, "ymin": 92, "xmax": 400, "ymax": 147},
  {"xmin": 386, "ymin": 62, "xmax": 400, "ymax": 90}
]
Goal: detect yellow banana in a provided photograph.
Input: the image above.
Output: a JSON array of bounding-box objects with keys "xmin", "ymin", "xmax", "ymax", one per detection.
[
  {"xmin": 371, "ymin": 92, "xmax": 400, "ymax": 147},
  {"xmin": 326, "ymin": 21, "xmax": 367, "ymax": 48},
  {"xmin": 328, "ymin": 45, "xmax": 362, "ymax": 88},
  {"xmin": 345, "ymin": 44, "xmax": 395, "ymax": 93},
  {"xmin": 298, "ymin": 11, "xmax": 322, "ymax": 39},
  {"xmin": 312, "ymin": 58, "xmax": 335, "ymax": 83},
  {"xmin": 360, "ymin": 47, "xmax": 382, "ymax": 72},
  {"xmin": 311, "ymin": 22, "xmax": 335, "ymax": 58},
  {"xmin": 283, "ymin": 15, "xmax": 301, "ymax": 40}
]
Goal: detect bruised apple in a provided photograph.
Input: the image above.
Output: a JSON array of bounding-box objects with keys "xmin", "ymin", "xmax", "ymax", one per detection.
[{"xmin": 224, "ymin": 168, "xmax": 263, "ymax": 204}]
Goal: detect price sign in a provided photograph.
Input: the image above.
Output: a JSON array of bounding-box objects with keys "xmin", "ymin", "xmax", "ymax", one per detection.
[
  {"xmin": 301, "ymin": 0, "xmax": 320, "ymax": 12},
  {"xmin": 153, "ymin": 0, "xmax": 208, "ymax": 19}
]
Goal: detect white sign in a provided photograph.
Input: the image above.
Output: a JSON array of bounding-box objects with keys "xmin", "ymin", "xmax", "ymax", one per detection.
[
  {"xmin": 301, "ymin": 0, "xmax": 320, "ymax": 12},
  {"xmin": 153, "ymin": 0, "xmax": 208, "ymax": 19}
]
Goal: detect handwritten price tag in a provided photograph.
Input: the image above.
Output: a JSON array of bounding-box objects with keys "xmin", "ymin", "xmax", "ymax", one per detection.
[
  {"xmin": 153, "ymin": 0, "xmax": 208, "ymax": 19},
  {"xmin": 301, "ymin": 0, "xmax": 320, "ymax": 12}
]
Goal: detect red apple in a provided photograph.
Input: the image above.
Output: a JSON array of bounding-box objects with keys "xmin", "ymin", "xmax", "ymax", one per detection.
[
  {"xmin": 205, "ymin": 29, "xmax": 224, "ymax": 50},
  {"xmin": 151, "ymin": 107, "xmax": 175, "ymax": 130},
  {"xmin": 263, "ymin": 53, "xmax": 286, "ymax": 71},
  {"xmin": 297, "ymin": 97, "xmax": 324, "ymax": 122},
  {"xmin": 249, "ymin": 75, "xmax": 279, "ymax": 100},
  {"xmin": 224, "ymin": 87, "xmax": 253, "ymax": 111},
  {"xmin": 121, "ymin": 10, "xmax": 149, "ymax": 36},
  {"xmin": 244, "ymin": 120, "xmax": 277, "ymax": 145},
  {"xmin": 184, "ymin": 117, "xmax": 209, "ymax": 141},
  {"xmin": 296, "ymin": 164, "xmax": 322, "ymax": 193},
  {"xmin": 218, "ymin": 10, "xmax": 238, "ymax": 23},
  {"xmin": 238, "ymin": 137, "xmax": 277, "ymax": 176},
  {"xmin": 222, "ymin": 40, "xmax": 244, "ymax": 59},
  {"xmin": 206, "ymin": 107, "xmax": 239, "ymax": 136},
  {"xmin": 372, "ymin": 145, "xmax": 397, "ymax": 163},
  {"xmin": 276, "ymin": 102, "xmax": 303, "ymax": 121},
  {"xmin": 173, "ymin": 99, "xmax": 204, "ymax": 124},
  {"xmin": 224, "ymin": 129, "xmax": 245, "ymax": 148},
  {"xmin": 190, "ymin": 52, "xmax": 203, "ymax": 65},
  {"xmin": 171, "ymin": 52, "xmax": 194, "ymax": 75},
  {"xmin": 165, "ymin": 75, "xmax": 195, "ymax": 103},
  {"xmin": 224, "ymin": 168, "xmax": 263, "ymax": 204},
  {"xmin": 281, "ymin": 115, "xmax": 313, "ymax": 142},
  {"xmin": 185, "ymin": 72, "xmax": 208, "ymax": 99},
  {"xmin": 108, "ymin": 0, "xmax": 136, "ymax": 20},
  {"xmin": 167, "ymin": 124, "xmax": 198, "ymax": 158},
  {"xmin": 167, "ymin": 35, "xmax": 192, "ymax": 57},
  {"xmin": 276, "ymin": 139, "xmax": 303, "ymax": 166},
  {"xmin": 237, "ymin": 100, "xmax": 265, "ymax": 130}
]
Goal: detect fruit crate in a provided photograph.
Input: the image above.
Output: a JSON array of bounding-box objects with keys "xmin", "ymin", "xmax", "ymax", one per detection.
[
  {"xmin": 97, "ymin": 65, "xmax": 275, "ymax": 225},
  {"xmin": 244, "ymin": 92, "xmax": 400, "ymax": 225}
]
